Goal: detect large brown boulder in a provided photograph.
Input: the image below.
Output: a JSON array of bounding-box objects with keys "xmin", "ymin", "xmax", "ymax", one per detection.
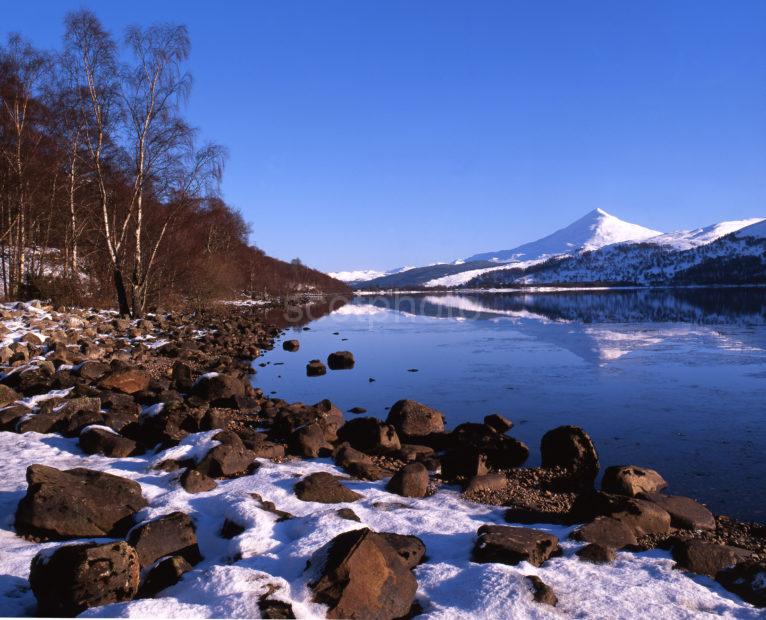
[
  {"xmin": 447, "ymin": 423, "xmax": 529, "ymax": 471},
  {"xmin": 540, "ymin": 426, "xmax": 599, "ymax": 488},
  {"xmin": 637, "ymin": 492, "xmax": 716, "ymax": 531},
  {"xmin": 29, "ymin": 541, "xmax": 140, "ymax": 616},
  {"xmin": 473, "ymin": 525, "xmax": 561, "ymax": 567},
  {"xmin": 191, "ymin": 373, "xmax": 246, "ymax": 406},
  {"xmin": 601, "ymin": 465, "xmax": 667, "ymax": 497},
  {"xmin": 327, "ymin": 351, "xmax": 355, "ymax": 370},
  {"xmin": 673, "ymin": 540, "xmax": 753, "ymax": 578},
  {"xmin": 79, "ymin": 426, "xmax": 137, "ymax": 458},
  {"xmin": 127, "ymin": 511, "xmax": 202, "ymax": 568},
  {"xmin": 99, "ymin": 366, "xmax": 150, "ymax": 395},
  {"xmin": 194, "ymin": 433, "xmax": 255, "ymax": 479},
  {"xmin": 15, "ymin": 465, "xmax": 147, "ymax": 539},
  {"xmin": 310, "ymin": 528, "xmax": 417, "ymax": 619},
  {"xmin": 571, "ymin": 516, "xmax": 638, "ymax": 549},
  {"xmin": 386, "ymin": 399, "xmax": 445, "ymax": 438},
  {"xmin": 0, "ymin": 384, "xmax": 20, "ymax": 406},
  {"xmin": 295, "ymin": 472, "xmax": 362, "ymax": 504}
]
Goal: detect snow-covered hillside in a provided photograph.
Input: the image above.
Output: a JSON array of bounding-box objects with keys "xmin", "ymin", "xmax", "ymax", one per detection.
[
  {"xmin": 329, "ymin": 266, "xmax": 416, "ymax": 284},
  {"xmin": 465, "ymin": 209, "xmax": 662, "ymax": 263},
  {"xmin": 643, "ymin": 219, "xmax": 764, "ymax": 251}
]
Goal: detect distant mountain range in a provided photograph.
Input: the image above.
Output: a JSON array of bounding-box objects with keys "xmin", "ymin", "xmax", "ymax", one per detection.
[{"xmin": 336, "ymin": 209, "xmax": 766, "ymax": 289}]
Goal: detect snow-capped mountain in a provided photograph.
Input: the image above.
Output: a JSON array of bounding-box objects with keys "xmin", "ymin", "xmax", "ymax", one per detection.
[
  {"xmin": 329, "ymin": 266, "xmax": 415, "ymax": 284},
  {"xmin": 641, "ymin": 218, "xmax": 764, "ymax": 251},
  {"xmin": 464, "ymin": 208, "xmax": 662, "ymax": 263}
]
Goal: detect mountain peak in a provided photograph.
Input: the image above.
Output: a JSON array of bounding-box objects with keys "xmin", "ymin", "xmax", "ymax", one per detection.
[{"xmin": 464, "ymin": 209, "xmax": 661, "ymax": 263}]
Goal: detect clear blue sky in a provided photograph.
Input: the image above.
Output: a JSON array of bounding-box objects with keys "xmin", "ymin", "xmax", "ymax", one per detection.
[{"xmin": 4, "ymin": 1, "xmax": 766, "ymax": 272}]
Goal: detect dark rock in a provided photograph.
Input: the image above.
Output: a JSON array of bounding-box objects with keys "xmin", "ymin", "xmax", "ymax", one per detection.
[
  {"xmin": 387, "ymin": 462, "xmax": 429, "ymax": 498},
  {"xmin": 272, "ymin": 400, "xmax": 344, "ymax": 442},
  {"xmin": 180, "ymin": 468, "xmax": 218, "ymax": 493},
  {"xmin": 637, "ymin": 492, "xmax": 716, "ymax": 531},
  {"xmin": 76, "ymin": 361, "xmax": 111, "ymax": 381},
  {"xmin": 139, "ymin": 555, "xmax": 192, "ymax": 598},
  {"xmin": 716, "ymin": 560, "xmax": 766, "ymax": 607},
  {"xmin": 327, "ymin": 351, "xmax": 355, "ymax": 370},
  {"xmin": 379, "ymin": 532, "xmax": 426, "ymax": 569},
  {"xmin": 306, "ymin": 360, "xmax": 327, "ymax": 376},
  {"xmin": 309, "ymin": 528, "xmax": 417, "ymax": 620},
  {"xmin": 294, "ymin": 472, "xmax": 362, "ymax": 503},
  {"xmin": 337, "ymin": 417, "xmax": 400, "ymax": 454},
  {"xmin": 250, "ymin": 492, "xmax": 294, "ymax": 521},
  {"xmin": 334, "ymin": 443, "xmax": 373, "ymax": 469},
  {"xmin": 290, "ymin": 423, "xmax": 332, "ymax": 458},
  {"xmin": 259, "ymin": 598, "xmax": 296, "ymax": 619},
  {"xmin": 441, "ymin": 447, "xmax": 488, "ymax": 480},
  {"xmin": 349, "ymin": 406, "xmax": 367, "ymax": 414},
  {"xmin": 473, "ymin": 525, "xmax": 561, "ymax": 567},
  {"xmin": 0, "ymin": 384, "xmax": 20, "ymax": 406},
  {"xmin": 386, "ymin": 399, "xmax": 445, "ymax": 438},
  {"xmin": 336, "ymin": 508, "xmax": 361, "ymax": 522},
  {"xmin": 79, "ymin": 426, "xmax": 137, "ymax": 457},
  {"xmin": 29, "ymin": 541, "xmax": 140, "ymax": 615},
  {"xmin": 220, "ymin": 519, "xmax": 246, "ymax": 539},
  {"xmin": 282, "ymin": 339, "xmax": 300, "ymax": 352},
  {"xmin": 484, "ymin": 413, "xmax": 513, "ymax": 433},
  {"xmin": 171, "ymin": 361, "xmax": 194, "ymax": 391},
  {"xmin": 540, "ymin": 426, "xmax": 599, "ymax": 488},
  {"xmin": 15, "ymin": 465, "xmax": 147, "ymax": 539},
  {"xmin": 345, "ymin": 460, "xmax": 393, "ymax": 481},
  {"xmin": 525, "ymin": 575, "xmax": 558, "ymax": 606},
  {"xmin": 576, "ymin": 543, "xmax": 616, "ymax": 564},
  {"xmin": 195, "ymin": 443, "xmax": 255, "ymax": 479},
  {"xmin": 602, "ymin": 465, "xmax": 667, "ymax": 497},
  {"xmin": 127, "ymin": 511, "xmax": 202, "ymax": 568},
  {"xmin": 450, "ymin": 422, "xmax": 529, "ymax": 469},
  {"xmin": 571, "ymin": 516, "xmax": 638, "ymax": 549},
  {"xmin": 99, "ymin": 367, "xmax": 151, "ymax": 395},
  {"xmin": 191, "ymin": 373, "xmax": 246, "ymax": 407},
  {"xmin": 673, "ymin": 540, "xmax": 753, "ymax": 578}
]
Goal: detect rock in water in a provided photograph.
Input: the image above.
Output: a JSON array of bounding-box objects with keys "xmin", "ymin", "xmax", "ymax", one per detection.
[
  {"xmin": 540, "ymin": 425, "xmax": 599, "ymax": 488},
  {"xmin": 327, "ymin": 351, "xmax": 355, "ymax": 369},
  {"xmin": 310, "ymin": 528, "xmax": 417, "ymax": 619},
  {"xmin": 386, "ymin": 462, "xmax": 429, "ymax": 498},
  {"xmin": 15, "ymin": 465, "xmax": 147, "ymax": 539},
  {"xmin": 294, "ymin": 472, "xmax": 363, "ymax": 503},
  {"xmin": 473, "ymin": 525, "xmax": 561, "ymax": 567},
  {"xmin": 127, "ymin": 511, "xmax": 202, "ymax": 568},
  {"xmin": 386, "ymin": 399, "xmax": 445, "ymax": 438},
  {"xmin": 306, "ymin": 360, "xmax": 327, "ymax": 376},
  {"xmin": 282, "ymin": 339, "xmax": 300, "ymax": 352},
  {"xmin": 601, "ymin": 465, "xmax": 667, "ymax": 497},
  {"xmin": 29, "ymin": 541, "xmax": 140, "ymax": 615}
]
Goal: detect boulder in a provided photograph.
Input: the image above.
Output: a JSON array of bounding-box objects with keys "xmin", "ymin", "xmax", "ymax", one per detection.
[
  {"xmin": 525, "ymin": 575, "xmax": 558, "ymax": 606},
  {"xmin": 282, "ymin": 339, "xmax": 300, "ymax": 352},
  {"xmin": 127, "ymin": 511, "xmax": 202, "ymax": 568},
  {"xmin": 473, "ymin": 525, "xmax": 561, "ymax": 567},
  {"xmin": 716, "ymin": 560, "xmax": 766, "ymax": 608},
  {"xmin": 484, "ymin": 413, "xmax": 513, "ymax": 433},
  {"xmin": 386, "ymin": 462, "xmax": 429, "ymax": 498},
  {"xmin": 637, "ymin": 492, "xmax": 716, "ymax": 531},
  {"xmin": 180, "ymin": 468, "xmax": 217, "ymax": 493},
  {"xmin": 191, "ymin": 373, "xmax": 246, "ymax": 406},
  {"xmin": 605, "ymin": 496, "xmax": 672, "ymax": 538},
  {"xmin": 327, "ymin": 351, "xmax": 355, "ymax": 370},
  {"xmin": 99, "ymin": 367, "xmax": 150, "ymax": 395},
  {"xmin": 290, "ymin": 423, "xmax": 332, "ymax": 458},
  {"xmin": 379, "ymin": 533, "xmax": 426, "ymax": 569},
  {"xmin": 337, "ymin": 417, "xmax": 400, "ymax": 454},
  {"xmin": 386, "ymin": 399, "xmax": 444, "ymax": 438},
  {"xmin": 306, "ymin": 360, "xmax": 327, "ymax": 377},
  {"xmin": 464, "ymin": 473, "xmax": 507, "ymax": 495},
  {"xmin": 29, "ymin": 541, "xmax": 140, "ymax": 615},
  {"xmin": 310, "ymin": 528, "xmax": 417, "ymax": 620},
  {"xmin": 576, "ymin": 543, "xmax": 616, "ymax": 564},
  {"xmin": 271, "ymin": 400, "xmax": 344, "ymax": 443},
  {"xmin": 540, "ymin": 426, "xmax": 599, "ymax": 488},
  {"xmin": 571, "ymin": 516, "xmax": 638, "ymax": 549},
  {"xmin": 601, "ymin": 465, "xmax": 667, "ymax": 497},
  {"xmin": 673, "ymin": 540, "xmax": 753, "ymax": 578},
  {"xmin": 450, "ymin": 422, "xmax": 529, "ymax": 469},
  {"xmin": 0, "ymin": 384, "xmax": 20, "ymax": 406},
  {"xmin": 76, "ymin": 361, "xmax": 111, "ymax": 381},
  {"xmin": 139, "ymin": 555, "xmax": 193, "ymax": 598},
  {"xmin": 171, "ymin": 361, "xmax": 194, "ymax": 392},
  {"xmin": 295, "ymin": 472, "xmax": 363, "ymax": 504},
  {"xmin": 79, "ymin": 426, "xmax": 137, "ymax": 458},
  {"xmin": 15, "ymin": 465, "xmax": 147, "ymax": 539},
  {"xmin": 441, "ymin": 447, "xmax": 489, "ymax": 480},
  {"xmin": 194, "ymin": 442, "xmax": 255, "ymax": 479}
]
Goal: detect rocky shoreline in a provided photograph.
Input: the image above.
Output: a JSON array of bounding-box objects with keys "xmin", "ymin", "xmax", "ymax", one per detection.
[{"xmin": 0, "ymin": 299, "xmax": 764, "ymax": 617}]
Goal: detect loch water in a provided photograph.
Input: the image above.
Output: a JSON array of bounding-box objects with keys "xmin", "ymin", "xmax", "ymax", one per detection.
[{"xmin": 254, "ymin": 289, "xmax": 766, "ymax": 522}]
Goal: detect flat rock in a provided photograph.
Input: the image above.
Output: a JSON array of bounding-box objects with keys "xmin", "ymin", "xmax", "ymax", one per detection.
[
  {"xmin": 473, "ymin": 525, "xmax": 561, "ymax": 567},
  {"xmin": 576, "ymin": 543, "xmax": 616, "ymax": 564},
  {"xmin": 638, "ymin": 492, "xmax": 716, "ymax": 531},
  {"xmin": 571, "ymin": 516, "xmax": 638, "ymax": 549},
  {"xmin": 294, "ymin": 472, "xmax": 362, "ymax": 503},
  {"xmin": 673, "ymin": 540, "xmax": 753, "ymax": 578},
  {"xmin": 15, "ymin": 465, "xmax": 147, "ymax": 539},
  {"xmin": 99, "ymin": 368, "xmax": 150, "ymax": 395}
]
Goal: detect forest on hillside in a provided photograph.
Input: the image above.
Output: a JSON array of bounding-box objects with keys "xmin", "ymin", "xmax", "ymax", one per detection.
[{"xmin": 0, "ymin": 11, "xmax": 348, "ymax": 316}]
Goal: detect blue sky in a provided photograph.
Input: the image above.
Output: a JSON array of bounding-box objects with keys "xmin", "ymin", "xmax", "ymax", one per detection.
[{"xmin": 4, "ymin": 1, "xmax": 766, "ymax": 272}]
